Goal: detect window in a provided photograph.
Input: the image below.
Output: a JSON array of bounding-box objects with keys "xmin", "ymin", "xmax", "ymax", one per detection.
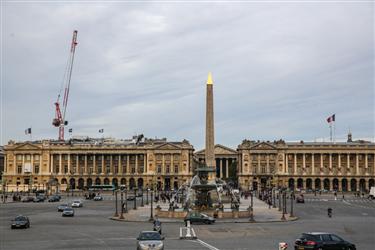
[
  {"xmin": 174, "ymin": 165, "xmax": 178, "ymax": 173},
  {"xmin": 131, "ymin": 167, "xmax": 135, "ymax": 173},
  {"xmin": 64, "ymin": 155, "xmax": 68, "ymax": 160},
  {"xmin": 98, "ymin": 166, "xmax": 102, "ymax": 174},
  {"xmin": 114, "ymin": 166, "xmax": 118, "ymax": 174},
  {"xmin": 166, "ymin": 165, "xmax": 170, "ymax": 173},
  {"xmin": 34, "ymin": 155, "xmax": 40, "ymax": 161},
  {"xmin": 34, "ymin": 165, "xmax": 39, "ymax": 174},
  {"xmin": 157, "ymin": 165, "xmax": 161, "ymax": 173},
  {"xmin": 55, "ymin": 165, "xmax": 59, "ymax": 173},
  {"xmin": 25, "ymin": 155, "xmax": 31, "ymax": 161},
  {"xmin": 261, "ymin": 166, "xmax": 266, "ymax": 173},
  {"xmin": 139, "ymin": 166, "xmax": 144, "ymax": 173},
  {"xmin": 64, "ymin": 165, "xmax": 68, "ymax": 173},
  {"xmin": 122, "ymin": 166, "xmax": 127, "ymax": 173},
  {"xmin": 17, "ymin": 165, "xmax": 22, "ymax": 174},
  {"xmin": 330, "ymin": 234, "xmax": 343, "ymax": 242},
  {"xmin": 106, "ymin": 166, "xmax": 110, "ymax": 174},
  {"xmin": 89, "ymin": 167, "xmax": 93, "ymax": 174},
  {"xmin": 16, "ymin": 155, "xmax": 22, "ymax": 161}
]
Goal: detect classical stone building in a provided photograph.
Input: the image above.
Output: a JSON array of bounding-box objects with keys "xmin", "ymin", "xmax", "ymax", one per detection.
[
  {"xmin": 195, "ymin": 144, "xmax": 238, "ymax": 181},
  {"xmin": 237, "ymin": 139, "xmax": 375, "ymax": 192},
  {"xmin": 0, "ymin": 146, "xmax": 4, "ymax": 182},
  {"xmin": 2, "ymin": 137, "xmax": 194, "ymax": 192}
]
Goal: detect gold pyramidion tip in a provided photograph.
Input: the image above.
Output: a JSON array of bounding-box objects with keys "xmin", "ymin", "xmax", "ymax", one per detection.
[{"xmin": 206, "ymin": 72, "xmax": 213, "ymax": 85}]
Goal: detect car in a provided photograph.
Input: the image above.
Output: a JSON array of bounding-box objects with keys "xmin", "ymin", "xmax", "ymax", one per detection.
[
  {"xmin": 48, "ymin": 195, "xmax": 60, "ymax": 202},
  {"xmin": 136, "ymin": 231, "xmax": 164, "ymax": 250},
  {"xmin": 22, "ymin": 196, "xmax": 34, "ymax": 202},
  {"xmin": 57, "ymin": 203, "xmax": 69, "ymax": 212},
  {"xmin": 62, "ymin": 207, "xmax": 75, "ymax": 217},
  {"xmin": 296, "ymin": 194, "xmax": 305, "ymax": 203},
  {"xmin": 93, "ymin": 195, "xmax": 103, "ymax": 201},
  {"xmin": 33, "ymin": 196, "xmax": 45, "ymax": 203},
  {"xmin": 71, "ymin": 200, "xmax": 83, "ymax": 207},
  {"xmin": 184, "ymin": 212, "xmax": 215, "ymax": 225},
  {"xmin": 11, "ymin": 215, "xmax": 30, "ymax": 229},
  {"xmin": 294, "ymin": 232, "xmax": 356, "ymax": 250},
  {"xmin": 127, "ymin": 196, "xmax": 136, "ymax": 201}
]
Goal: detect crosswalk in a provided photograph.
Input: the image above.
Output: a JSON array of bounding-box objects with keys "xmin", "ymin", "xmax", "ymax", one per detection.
[{"xmin": 302, "ymin": 197, "xmax": 375, "ymax": 209}]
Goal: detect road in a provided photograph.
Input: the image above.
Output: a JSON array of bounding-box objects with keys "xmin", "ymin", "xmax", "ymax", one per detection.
[{"xmin": 0, "ymin": 193, "xmax": 374, "ymax": 250}]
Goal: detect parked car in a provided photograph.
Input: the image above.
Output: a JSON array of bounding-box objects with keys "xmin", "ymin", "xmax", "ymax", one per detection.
[
  {"xmin": 184, "ymin": 212, "xmax": 215, "ymax": 225},
  {"xmin": 127, "ymin": 196, "xmax": 136, "ymax": 201},
  {"xmin": 296, "ymin": 194, "xmax": 305, "ymax": 203},
  {"xmin": 136, "ymin": 231, "xmax": 164, "ymax": 250},
  {"xmin": 11, "ymin": 215, "xmax": 30, "ymax": 229},
  {"xmin": 22, "ymin": 197, "xmax": 34, "ymax": 202},
  {"xmin": 62, "ymin": 207, "xmax": 75, "ymax": 217},
  {"xmin": 93, "ymin": 195, "xmax": 103, "ymax": 201},
  {"xmin": 48, "ymin": 195, "xmax": 60, "ymax": 202},
  {"xmin": 57, "ymin": 203, "xmax": 69, "ymax": 212},
  {"xmin": 294, "ymin": 232, "xmax": 356, "ymax": 250},
  {"xmin": 369, "ymin": 186, "xmax": 375, "ymax": 199},
  {"xmin": 33, "ymin": 196, "xmax": 45, "ymax": 203},
  {"xmin": 71, "ymin": 200, "xmax": 83, "ymax": 207}
]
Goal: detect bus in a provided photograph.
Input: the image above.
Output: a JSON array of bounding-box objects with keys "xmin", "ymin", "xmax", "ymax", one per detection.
[{"xmin": 88, "ymin": 185, "xmax": 115, "ymax": 191}]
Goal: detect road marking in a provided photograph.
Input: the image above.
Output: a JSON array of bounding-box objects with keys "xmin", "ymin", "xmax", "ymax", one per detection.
[{"xmin": 194, "ymin": 239, "xmax": 220, "ymax": 250}]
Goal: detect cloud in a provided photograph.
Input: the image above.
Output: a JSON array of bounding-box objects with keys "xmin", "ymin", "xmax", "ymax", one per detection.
[{"xmin": 2, "ymin": 2, "xmax": 374, "ymax": 149}]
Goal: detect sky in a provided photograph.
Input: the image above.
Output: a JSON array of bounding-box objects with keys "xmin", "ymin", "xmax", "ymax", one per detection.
[{"xmin": 1, "ymin": 1, "xmax": 374, "ymax": 150}]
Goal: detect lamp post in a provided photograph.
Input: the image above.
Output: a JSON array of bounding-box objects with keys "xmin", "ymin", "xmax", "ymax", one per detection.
[
  {"xmin": 114, "ymin": 190, "xmax": 118, "ymax": 217},
  {"xmin": 146, "ymin": 187, "xmax": 149, "ymax": 205},
  {"xmin": 124, "ymin": 186, "xmax": 128, "ymax": 213},
  {"xmin": 149, "ymin": 189, "xmax": 154, "ymax": 222},
  {"xmin": 134, "ymin": 187, "xmax": 137, "ymax": 210},
  {"xmin": 290, "ymin": 191, "xmax": 294, "ymax": 217},
  {"xmin": 278, "ymin": 190, "xmax": 282, "ymax": 211},
  {"xmin": 119, "ymin": 191, "xmax": 124, "ymax": 219},
  {"xmin": 281, "ymin": 191, "xmax": 286, "ymax": 221},
  {"xmin": 249, "ymin": 190, "xmax": 254, "ymax": 222},
  {"xmin": 141, "ymin": 187, "xmax": 144, "ymax": 207},
  {"xmin": 272, "ymin": 188, "xmax": 276, "ymax": 208}
]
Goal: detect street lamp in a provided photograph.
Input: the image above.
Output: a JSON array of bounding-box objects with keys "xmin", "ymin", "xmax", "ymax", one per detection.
[
  {"xmin": 124, "ymin": 186, "xmax": 128, "ymax": 213},
  {"xmin": 133, "ymin": 187, "xmax": 137, "ymax": 210},
  {"xmin": 141, "ymin": 187, "xmax": 144, "ymax": 207},
  {"xmin": 149, "ymin": 189, "xmax": 154, "ymax": 222},
  {"xmin": 272, "ymin": 188, "xmax": 276, "ymax": 208},
  {"xmin": 114, "ymin": 190, "xmax": 118, "ymax": 217},
  {"xmin": 290, "ymin": 191, "xmax": 294, "ymax": 217},
  {"xmin": 120, "ymin": 191, "xmax": 124, "ymax": 219},
  {"xmin": 146, "ymin": 186, "xmax": 149, "ymax": 205},
  {"xmin": 249, "ymin": 190, "xmax": 254, "ymax": 222},
  {"xmin": 281, "ymin": 191, "xmax": 286, "ymax": 221}
]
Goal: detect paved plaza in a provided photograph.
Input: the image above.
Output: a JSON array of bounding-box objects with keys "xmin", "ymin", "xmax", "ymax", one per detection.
[{"xmin": 1, "ymin": 193, "xmax": 374, "ymax": 250}]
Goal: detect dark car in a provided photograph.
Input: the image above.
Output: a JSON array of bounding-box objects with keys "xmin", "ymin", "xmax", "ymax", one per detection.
[
  {"xmin": 22, "ymin": 197, "xmax": 34, "ymax": 202},
  {"xmin": 62, "ymin": 207, "xmax": 75, "ymax": 217},
  {"xmin": 296, "ymin": 195, "xmax": 305, "ymax": 203},
  {"xmin": 57, "ymin": 203, "xmax": 69, "ymax": 212},
  {"xmin": 184, "ymin": 212, "xmax": 215, "ymax": 225},
  {"xmin": 127, "ymin": 196, "xmax": 136, "ymax": 201},
  {"xmin": 294, "ymin": 232, "xmax": 356, "ymax": 250},
  {"xmin": 11, "ymin": 215, "xmax": 30, "ymax": 229},
  {"xmin": 48, "ymin": 195, "xmax": 61, "ymax": 202},
  {"xmin": 137, "ymin": 231, "xmax": 164, "ymax": 250}
]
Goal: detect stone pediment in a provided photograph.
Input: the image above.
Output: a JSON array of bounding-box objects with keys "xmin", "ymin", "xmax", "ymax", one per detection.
[
  {"xmin": 13, "ymin": 143, "xmax": 42, "ymax": 151},
  {"xmin": 250, "ymin": 142, "xmax": 277, "ymax": 150},
  {"xmin": 196, "ymin": 144, "xmax": 237, "ymax": 155},
  {"xmin": 154, "ymin": 143, "xmax": 181, "ymax": 150}
]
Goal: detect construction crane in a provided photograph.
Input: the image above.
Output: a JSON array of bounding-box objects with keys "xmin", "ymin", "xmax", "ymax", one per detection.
[{"xmin": 52, "ymin": 30, "xmax": 78, "ymax": 141}]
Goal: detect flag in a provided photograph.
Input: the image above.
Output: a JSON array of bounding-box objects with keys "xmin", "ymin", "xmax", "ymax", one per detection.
[
  {"xmin": 327, "ymin": 114, "xmax": 335, "ymax": 123},
  {"xmin": 99, "ymin": 129, "xmax": 104, "ymax": 133},
  {"xmin": 68, "ymin": 128, "xmax": 73, "ymax": 133},
  {"xmin": 25, "ymin": 128, "xmax": 31, "ymax": 135}
]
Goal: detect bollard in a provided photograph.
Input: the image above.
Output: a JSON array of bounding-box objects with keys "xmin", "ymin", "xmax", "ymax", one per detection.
[
  {"xmin": 185, "ymin": 220, "xmax": 192, "ymax": 238},
  {"xmin": 279, "ymin": 242, "xmax": 288, "ymax": 250}
]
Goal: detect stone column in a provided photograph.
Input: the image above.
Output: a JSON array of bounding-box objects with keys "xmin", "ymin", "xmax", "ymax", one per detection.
[
  {"xmin": 294, "ymin": 153, "xmax": 297, "ymax": 174},
  {"xmin": 226, "ymin": 158, "xmax": 229, "ymax": 178},
  {"xmin": 266, "ymin": 155, "xmax": 270, "ymax": 173},
  {"xmin": 93, "ymin": 155, "xmax": 96, "ymax": 174},
  {"xmin": 162, "ymin": 154, "xmax": 165, "ymax": 174},
  {"xmin": 144, "ymin": 154, "xmax": 147, "ymax": 173},
  {"xmin": 219, "ymin": 158, "xmax": 223, "ymax": 178},
  {"xmin": 302, "ymin": 153, "xmax": 306, "ymax": 171},
  {"xmin": 329, "ymin": 153, "xmax": 332, "ymax": 175},
  {"xmin": 365, "ymin": 154, "xmax": 368, "ymax": 173},
  {"xmin": 101, "ymin": 155, "xmax": 104, "ymax": 174},
  {"xmin": 356, "ymin": 153, "xmax": 359, "ymax": 175},
  {"xmin": 205, "ymin": 73, "xmax": 215, "ymax": 174},
  {"xmin": 347, "ymin": 154, "xmax": 350, "ymax": 171},
  {"xmin": 119, "ymin": 154, "xmax": 122, "ymax": 174},
  {"xmin": 127, "ymin": 155, "xmax": 130, "ymax": 174},
  {"xmin": 68, "ymin": 154, "xmax": 71, "ymax": 174},
  {"xmin": 285, "ymin": 154, "xmax": 289, "ymax": 173},
  {"xmin": 85, "ymin": 154, "xmax": 88, "ymax": 174},
  {"xmin": 338, "ymin": 178, "xmax": 342, "ymax": 191},
  {"xmin": 31, "ymin": 154, "xmax": 34, "ymax": 173},
  {"xmin": 110, "ymin": 154, "xmax": 113, "ymax": 174},
  {"xmin": 59, "ymin": 154, "xmax": 62, "ymax": 174},
  {"xmin": 258, "ymin": 154, "xmax": 261, "ymax": 174},
  {"xmin": 171, "ymin": 154, "xmax": 174, "ymax": 174},
  {"xmin": 311, "ymin": 154, "xmax": 315, "ymax": 175},
  {"xmin": 320, "ymin": 154, "xmax": 324, "ymax": 173},
  {"xmin": 338, "ymin": 154, "xmax": 341, "ymax": 174},
  {"xmin": 76, "ymin": 154, "xmax": 79, "ymax": 174},
  {"xmin": 135, "ymin": 154, "xmax": 138, "ymax": 174}
]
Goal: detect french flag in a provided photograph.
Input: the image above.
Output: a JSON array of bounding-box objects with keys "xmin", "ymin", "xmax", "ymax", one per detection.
[{"xmin": 327, "ymin": 114, "xmax": 335, "ymax": 123}]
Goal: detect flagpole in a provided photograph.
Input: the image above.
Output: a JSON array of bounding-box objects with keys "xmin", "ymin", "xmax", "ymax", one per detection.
[{"xmin": 329, "ymin": 123, "xmax": 332, "ymax": 142}]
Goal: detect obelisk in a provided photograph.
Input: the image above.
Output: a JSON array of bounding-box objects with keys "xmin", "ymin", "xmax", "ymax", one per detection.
[{"xmin": 205, "ymin": 72, "xmax": 215, "ymax": 180}]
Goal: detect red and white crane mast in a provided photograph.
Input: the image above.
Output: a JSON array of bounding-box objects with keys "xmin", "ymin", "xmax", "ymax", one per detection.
[{"xmin": 52, "ymin": 30, "xmax": 78, "ymax": 141}]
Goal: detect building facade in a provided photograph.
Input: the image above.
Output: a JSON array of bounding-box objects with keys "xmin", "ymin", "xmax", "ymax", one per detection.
[
  {"xmin": 2, "ymin": 138, "xmax": 194, "ymax": 192},
  {"xmin": 237, "ymin": 139, "xmax": 375, "ymax": 192},
  {"xmin": 2, "ymin": 136, "xmax": 375, "ymax": 192}
]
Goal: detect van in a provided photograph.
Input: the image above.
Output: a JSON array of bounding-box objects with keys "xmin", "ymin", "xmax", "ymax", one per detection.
[{"xmin": 369, "ymin": 187, "xmax": 375, "ymax": 199}]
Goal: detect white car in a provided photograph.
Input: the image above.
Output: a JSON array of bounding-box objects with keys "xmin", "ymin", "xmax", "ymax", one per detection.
[{"xmin": 71, "ymin": 200, "xmax": 83, "ymax": 208}]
